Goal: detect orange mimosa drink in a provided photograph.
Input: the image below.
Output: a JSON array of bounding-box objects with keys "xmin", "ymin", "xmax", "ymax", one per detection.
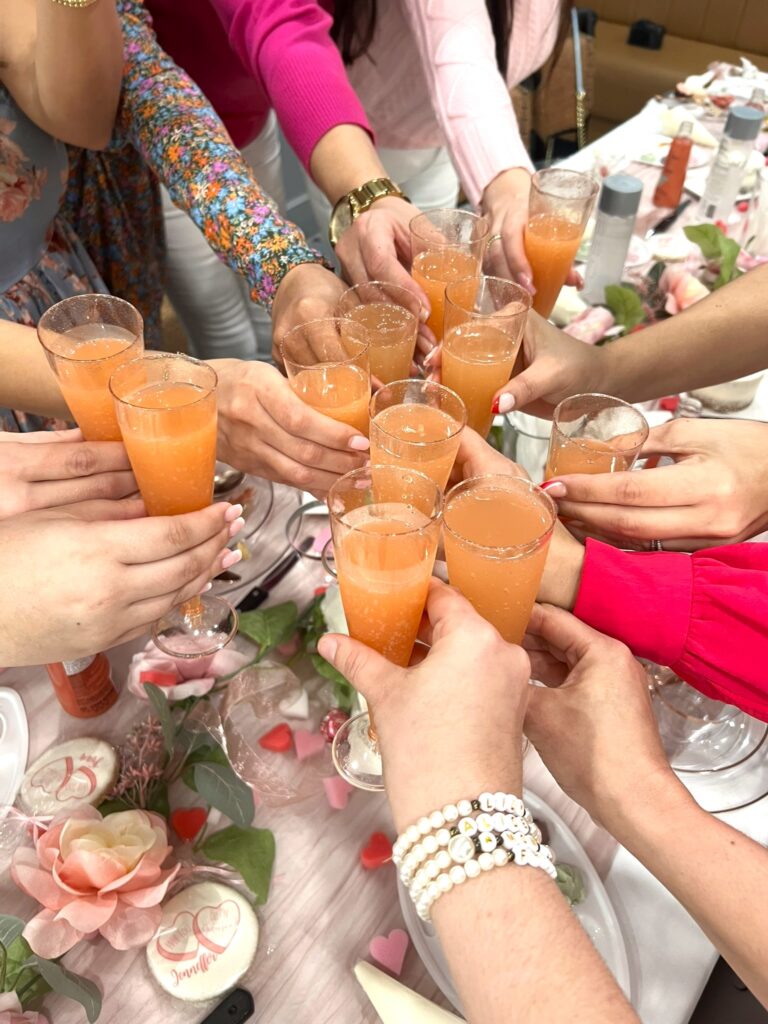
[
  {"xmin": 369, "ymin": 379, "xmax": 466, "ymax": 490},
  {"xmin": 546, "ymin": 394, "xmax": 649, "ymax": 481},
  {"xmin": 338, "ymin": 282, "xmax": 420, "ymax": 384},
  {"xmin": 444, "ymin": 475, "xmax": 556, "ymax": 644},
  {"xmin": 410, "ymin": 209, "xmax": 489, "ymax": 340},
  {"xmin": 524, "ymin": 169, "xmax": 598, "ymax": 319},
  {"xmin": 443, "ymin": 277, "xmax": 531, "ymax": 437},
  {"xmin": 524, "ymin": 215, "xmax": 584, "ymax": 318},
  {"xmin": 37, "ymin": 296, "xmax": 144, "ymax": 441},
  {"xmin": 281, "ymin": 317, "xmax": 370, "ymax": 435},
  {"xmin": 329, "ymin": 465, "xmax": 442, "ymax": 791}
]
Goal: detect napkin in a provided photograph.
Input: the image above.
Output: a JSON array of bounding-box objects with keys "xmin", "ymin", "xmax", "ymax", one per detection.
[
  {"xmin": 354, "ymin": 963, "xmax": 465, "ymax": 1023},
  {"xmin": 658, "ymin": 106, "xmax": 717, "ymax": 148}
]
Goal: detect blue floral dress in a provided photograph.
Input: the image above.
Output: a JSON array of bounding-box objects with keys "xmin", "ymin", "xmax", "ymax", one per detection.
[{"xmin": 0, "ymin": 85, "xmax": 108, "ymax": 431}]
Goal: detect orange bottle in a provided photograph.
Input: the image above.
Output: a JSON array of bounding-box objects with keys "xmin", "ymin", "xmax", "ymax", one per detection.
[
  {"xmin": 46, "ymin": 653, "xmax": 119, "ymax": 718},
  {"xmin": 653, "ymin": 122, "xmax": 693, "ymax": 208}
]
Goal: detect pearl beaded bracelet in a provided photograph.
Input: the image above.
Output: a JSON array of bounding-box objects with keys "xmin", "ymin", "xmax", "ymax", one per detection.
[{"xmin": 393, "ymin": 792, "xmax": 557, "ymax": 921}]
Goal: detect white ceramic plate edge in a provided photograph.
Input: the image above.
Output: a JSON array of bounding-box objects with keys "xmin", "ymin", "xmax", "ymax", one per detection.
[{"xmin": 0, "ymin": 688, "xmax": 29, "ymax": 816}]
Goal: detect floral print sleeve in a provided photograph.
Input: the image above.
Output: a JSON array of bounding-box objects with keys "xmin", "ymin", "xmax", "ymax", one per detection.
[{"xmin": 116, "ymin": 0, "xmax": 328, "ymax": 310}]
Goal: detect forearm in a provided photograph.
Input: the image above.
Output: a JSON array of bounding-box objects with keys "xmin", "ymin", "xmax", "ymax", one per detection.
[
  {"xmin": 602, "ymin": 266, "xmax": 768, "ymax": 402},
  {"xmin": 309, "ymin": 125, "xmax": 389, "ymax": 205},
  {"xmin": 34, "ymin": 0, "xmax": 122, "ymax": 148},
  {"xmin": 0, "ymin": 321, "xmax": 69, "ymax": 418},
  {"xmin": 606, "ymin": 779, "xmax": 768, "ymax": 1006}
]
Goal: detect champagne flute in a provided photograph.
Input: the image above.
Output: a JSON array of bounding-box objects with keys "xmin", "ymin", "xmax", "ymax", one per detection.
[
  {"xmin": 337, "ymin": 281, "xmax": 420, "ymax": 384},
  {"xmin": 329, "ymin": 464, "xmax": 443, "ymax": 791},
  {"xmin": 109, "ymin": 352, "xmax": 237, "ymax": 658}
]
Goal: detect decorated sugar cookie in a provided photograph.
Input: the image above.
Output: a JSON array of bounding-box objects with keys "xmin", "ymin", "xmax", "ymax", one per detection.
[
  {"xmin": 146, "ymin": 882, "xmax": 258, "ymax": 1001},
  {"xmin": 19, "ymin": 737, "xmax": 119, "ymax": 816}
]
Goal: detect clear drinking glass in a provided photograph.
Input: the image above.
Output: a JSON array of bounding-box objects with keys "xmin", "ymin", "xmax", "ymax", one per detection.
[
  {"xmin": 524, "ymin": 169, "xmax": 598, "ymax": 318},
  {"xmin": 337, "ymin": 281, "xmax": 420, "ymax": 385},
  {"xmin": 443, "ymin": 276, "xmax": 531, "ymax": 437},
  {"xmin": 410, "ymin": 209, "xmax": 489, "ymax": 340},
  {"xmin": 280, "ymin": 318, "xmax": 371, "ymax": 435},
  {"xmin": 109, "ymin": 353, "xmax": 237, "ymax": 658},
  {"xmin": 38, "ymin": 294, "xmax": 144, "ymax": 441},
  {"xmin": 443, "ymin": 474, "xmax": 556, "ymax": 644},
  {"xmin": 369, "ymin": 379, "xmax": 467, "ymax": 491},
  {"xmin": 545, "ymin": 394, "xmax": 649, "ymax": 479},
  {"xmin": 329, "ymin": 464, "xmax": 443, "ymax": 790}
]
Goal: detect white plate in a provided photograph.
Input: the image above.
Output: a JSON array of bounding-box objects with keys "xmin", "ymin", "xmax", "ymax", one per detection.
[
  {"xmin": 0, "ymin": 688, "xmax": 28, "ymax": 815},
  {"xmin": 399, "ymin": 790, "xmax": 632, "ymax": 1015}
]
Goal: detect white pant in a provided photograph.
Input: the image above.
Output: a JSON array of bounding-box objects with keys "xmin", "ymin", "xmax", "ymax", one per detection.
[
  {"xmin": 306, "ymin": 144, "xmax": 461, "ymax": 241},
  {"xmin": 161, "ymin": 112, "xmax": 285, "ymax": 361}
]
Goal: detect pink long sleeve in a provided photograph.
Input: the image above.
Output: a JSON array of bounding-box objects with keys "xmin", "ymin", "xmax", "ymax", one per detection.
[
  {"xmin": 574, "ymin": 540, "xmax": 768, "ymax": 721},
  {"xmin": 210, "ymin": 0, "xmax": 371, "ymax": 170},
  {"xmin": 401, "ymin": 0, "xmax": 541, "ymax": 205}
]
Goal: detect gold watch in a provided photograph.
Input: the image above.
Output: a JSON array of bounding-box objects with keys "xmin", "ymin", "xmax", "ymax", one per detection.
[{"xmin": 328, "ymin": 177, "xmax": 409, "ymax": 248}]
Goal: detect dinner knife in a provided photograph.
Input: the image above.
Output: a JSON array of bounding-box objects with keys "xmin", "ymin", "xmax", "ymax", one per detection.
[
  {"xmin": 237, "ymin": 541, "xmax": 310, "ymax": 612},
  {"xmin": 644, "ymin": 198, "xmax": 693, "ymax": 239}
]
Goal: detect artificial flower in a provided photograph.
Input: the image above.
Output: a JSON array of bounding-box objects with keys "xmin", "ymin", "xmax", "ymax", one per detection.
[
  {"xmin": 660, "ymin": 267, "xmax": 709, "ymax": 315},
  {"xmin": 0, "ymin": 992, "xmax": 46, "ymax": 1023},
  {"xmin": 563, "ymin": 305, "xmax": 616, "ymax": 344},
  {"xmin": 11, "ymin": 807, "xmax": 179, "ymax": 958},
  {"xmin": 126, "ymin": 640, "xmax": 252, "ymax": 701}
]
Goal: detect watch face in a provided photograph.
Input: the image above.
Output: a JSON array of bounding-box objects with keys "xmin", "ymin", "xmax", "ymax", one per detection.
[{"xmin": 329, "ymin": 198, "xmax": 353, "ymax": 246}]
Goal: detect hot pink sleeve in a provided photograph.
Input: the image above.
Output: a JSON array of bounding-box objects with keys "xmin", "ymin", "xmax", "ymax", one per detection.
[
  {"xmin": 574, "ymin": 540, "xmax": 768, "ymax": 722},
  {"xmin": 210, "ymin": 0, "xmax": 371, "ymax": 170},
  {"xmin": 401, "ymin": 0, "xmax": 533, "ymax": 206}
]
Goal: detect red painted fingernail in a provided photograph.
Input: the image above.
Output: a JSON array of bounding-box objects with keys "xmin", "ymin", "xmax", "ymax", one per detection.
[
  {"xmin": 491, "ymin": 397, "xmax": 500, "ymax": 415},
  {"xmin": 540, "ymin": 480, "xmax": 566, "ymax": 498}
]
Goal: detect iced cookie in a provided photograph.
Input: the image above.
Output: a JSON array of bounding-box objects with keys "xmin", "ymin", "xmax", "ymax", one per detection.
[
  {"xmin": 19, "ymin": 737, "xmax": 119, "ymax": 816},
  {"xmin": 146, "ymin": 881, "xmax": 258, "ymax": 1002}
]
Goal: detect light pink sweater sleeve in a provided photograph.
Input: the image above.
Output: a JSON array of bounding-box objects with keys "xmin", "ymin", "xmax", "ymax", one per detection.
[
  {"xmin": 211, "ymin": 0, "xmax": 371, "ymax": 170},
  {"xmin": 400, "ymin": 0, "xmax": 537, "ymax": 205}
]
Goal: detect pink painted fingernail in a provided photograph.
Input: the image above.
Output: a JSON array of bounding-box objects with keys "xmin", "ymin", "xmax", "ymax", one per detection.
[
  {"xmin": 228, "ymin": 516, "xmax": 246, "ymax": 538},
  {"xmin": 540, "ymin": 480, "xmax": 566, "ymax": 498},
  {"xmin": 224, "ymin": 503, "xmax": 243, "ymax": 522},
  {"xmin": 498, "ymin": 394, "xmax": 515, "ymax": 414},
  {"xmin": 220, "ymin": 548, "xmax": 243, "ymax": 570},
  {"xmin": 348, "ymin": 436, "xmax": 370, "ymax": 452},
  {"xmin": 200, "ymin": 582, "xmax": 213, "ymax": 594},
  {"xmin": 517, "ymin": 273, "xmax": 536, "ymax": 295}
]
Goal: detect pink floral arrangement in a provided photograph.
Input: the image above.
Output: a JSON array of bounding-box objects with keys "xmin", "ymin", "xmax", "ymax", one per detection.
[
  {"xmin": 659, "ymin": 266, "xmax": 710, "ymax": 315},
  {"xmin": 126, "ymin": 640, "xmax": 252, "ymax": 701},
  {"xmin": 11, "ymin": 807, "xmax": 180, "ymax": 958},
  {"xmin": 0, "ymin": 994, "xmax": 45, "ymax": 1024}
]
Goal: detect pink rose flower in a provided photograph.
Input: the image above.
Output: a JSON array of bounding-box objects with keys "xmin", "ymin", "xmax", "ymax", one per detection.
[
  {"xmin": 0, "ymin": 993, "xmax": 45, "ymax": 1024},
  {"xmin": 563, "ymin": 306, "xmax": 616, "ymax": 344},
  {"xmin": 660, "ymin": 267, "xmax": 710, "ymax": 315},
  {"xmin": 126, "ymin": 640, "xmax": 252, "ymax": 701},
  {"xmin": 11, "ymin": 807, "xmax": 180, "ymax": 959}
]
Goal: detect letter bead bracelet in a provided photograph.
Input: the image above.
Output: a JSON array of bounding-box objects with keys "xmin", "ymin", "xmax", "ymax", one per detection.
[{"xmin": 393, "ymin": 792, "xmax": 557, "ymax": 921}]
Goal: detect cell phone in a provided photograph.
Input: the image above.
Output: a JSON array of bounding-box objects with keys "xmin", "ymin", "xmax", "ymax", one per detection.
[{"xmin": 198, "ymin": 988, "xmax": 255, "ymax": 1024}]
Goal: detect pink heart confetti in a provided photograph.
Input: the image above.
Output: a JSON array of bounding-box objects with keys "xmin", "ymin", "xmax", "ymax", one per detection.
[
  {"xmin": 369, "ymin": 929, "xmax": 410, "ymax": 976},
  {"xmin": 294, "ymin": 729, "xmax": 326, "ymax": 761},
  {"xmin": 323, "ymin": 775, "xmax": 353, "ymax": 810}
]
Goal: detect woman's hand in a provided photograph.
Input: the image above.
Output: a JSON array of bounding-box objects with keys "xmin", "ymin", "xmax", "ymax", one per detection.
[
  {"xmin": 543, "ymin": 418, "xmax": 768, "ymax": 551},
  {"xmin": 523, "ymin": 604, "xmax": 677, "ymax": 828},
  {"xmin": 209, "ymin": 358, "xmax": 368, "ymax": 496},
  {"xmin": 0, "ymin": 429, "xmax": 135, "ymax": 520},
  {"xmin": 270, "ymin": 263, "xmax": 347, "ymax": 366},
  {"xmin": 481, "ymin": 167, "xmax": 534, "ymax": 288},
  {"xmin": 0, "ymin": 498, "xmax": 242, "ymax": 666},
  {"xmin": 318, "ymin": 579, "xmax": 530, "ymax": 830}
]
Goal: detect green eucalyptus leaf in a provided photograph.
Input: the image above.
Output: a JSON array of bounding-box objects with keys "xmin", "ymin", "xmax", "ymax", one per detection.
[
  {"xmin": 0, "ymin": 942, "xmax": 6, "ymax": 993},
  {"xmin": 193, "ymin": 762, "xmax": 254, "ymax": 827},
  {"xmin": 143, "ymin": 683, "xmax": 175, "ymax": 755},
  {"xmin": 310, "ymin": 654, "xmax": 355, "ymax": 712},
  {"xmin": 683, "ymin": 223, "xmax": 724, "ymax": 261},
  {"xmin": 16, "ymin": 970, "xmax": 51, "ymax": 1010},
  {"xmin": 146, "ymin": 779, "xmax": 170, "ymax": 818},
  {"xmin": 603, "ymin": 285, "xmax": 645, "ymax": 331},
  {"xmin": 0, "ymin": 916, "xmax": 25, "ymax": 950},
  {"xmin": 34, "ymin": 958, "xmax": 101, "ymax": 1023},
  {"xmin": 201, "ymin": 825, "xmax": 275, "ymax": 904},
  {"xmin": 237, "ymin": 602, "xmax": 298, "ymax": 656},
  {"xmin": 4, "ymin": 935, "xmax": 33, "ymax": 991},
  {"xmin": 181, "ymin": 742, "xmax": 229, "ymax": 792},
  {"xmin": 714, "ymin": 236, "xmax": 742, "ymax": 289},
  {"xmin": 98, "ymin": 796, "xmax": 133, "ymax": 816}
]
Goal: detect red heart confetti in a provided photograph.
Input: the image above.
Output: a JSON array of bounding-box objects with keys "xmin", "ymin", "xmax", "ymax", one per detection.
[
  {"xmin": 171, "ymin": 806, "xmax": 208, "ymax": 842},
  {"xmin": 360, "ymin": 831, "xmax": 393, "ymax": 870},
  {"xmin": 258, "ymin": 723, "xmax": 293, "ymax": 753},
  {"xmin": 140, "ymin": 669, "xmax": 178, "ymax": 688}
]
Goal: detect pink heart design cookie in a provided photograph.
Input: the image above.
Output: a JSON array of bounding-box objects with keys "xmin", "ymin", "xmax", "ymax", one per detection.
[
  {"xmin": 294, "ymin": 729, "xmax": 325, "ymax": 761},
  {"xmin": 369, "ymin": 929, "xmax": 410, "ymax": 976},
  {"xmin": 156, "ymin": 910, "xmax": 198, "ymax": 963},
  {"xmin": 30, "ymin": 757, "xmax": 98, "ymax": 803},
  {"xmin": 194, "ymin": 900, "xmax": 240, "ymax": 955}
]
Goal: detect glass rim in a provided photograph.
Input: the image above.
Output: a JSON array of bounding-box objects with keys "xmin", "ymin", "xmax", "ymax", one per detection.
[
  {"xmin": 551, "ymin": 393, "xmax": 649, "ymax": 453},
  {"xmin": 327, "ymin": 464, "xmax": 444, "ymax": 536},
  {"xmin": 530, "ymin": 167, "xmax": 599, "ymax": 202},
  {"xmin": 409, "ymin": 208, "xmax": 490, "ymax": 247},
  {"xmin": 444, "ymin": 473, "xmax": 556, "ymax": 557},
  {"xmin": 369, "ymin": 378, "xmax": 468, "ymax": 443},
  {"xmin": 108, "ymin": 351, "xmax": 218, "ymax": 410},
  {"xmin": 337, "ymin": 280, "xmax": 421, "ymax": 321},
  {"xmin": 444, "ymin": 274, "xmax": 532, "ymax": 319},
  {"xmin": 279, "ymin": 317, "xmax": 370, "ymax": 370},
  {"xmin": 37, "ymin": 294, "xmax": 143, "ymax": 364}
]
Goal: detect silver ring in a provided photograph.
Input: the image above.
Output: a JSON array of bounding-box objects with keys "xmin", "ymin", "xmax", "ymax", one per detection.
[{"xmin": 649, "ymin": 539, "xmax": 664, "ymax": 552}]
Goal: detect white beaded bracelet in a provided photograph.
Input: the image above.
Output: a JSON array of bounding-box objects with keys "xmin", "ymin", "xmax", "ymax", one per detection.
[{"xmin": 394, "ymin": 792, "xmax": 557, "ymax": 921}]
